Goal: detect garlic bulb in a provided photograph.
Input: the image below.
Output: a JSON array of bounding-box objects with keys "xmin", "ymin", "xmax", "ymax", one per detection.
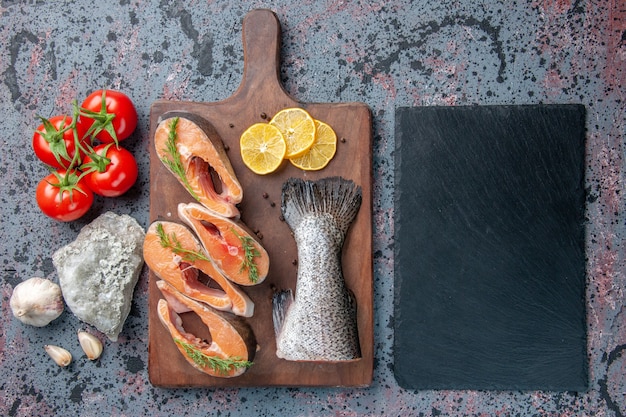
[
  {"xmin": 77, "ymin": 331, "xmax": 103, "ymax": 360},
  {"xmin": 44, "ymin": 345, "xmax": 72, "ymax": 367},
  {"xmin": 10, "ymin": 277, "xmax": 64, "ymax": 327}
]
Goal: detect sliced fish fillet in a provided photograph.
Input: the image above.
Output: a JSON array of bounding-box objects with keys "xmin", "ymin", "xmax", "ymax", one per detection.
[
  {"xmin": 154, "ymin": 113, "xmax": 243, "ymax": 218},
  {"xmin": 157, "ymin": 280, "xmax": 256, "ymax": 378},
  {"xmin": 179, "ymin": 202, "xmax": 269, "ymax": 286},
  {"xmin": 144, "ymin": 221, "xmax": 254, "ymax": 317}
]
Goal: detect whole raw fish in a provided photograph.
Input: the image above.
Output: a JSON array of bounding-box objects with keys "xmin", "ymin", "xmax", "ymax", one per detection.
[{"xmin": 273, "ymin": 177, "xmax": 362, "ymax": 361}]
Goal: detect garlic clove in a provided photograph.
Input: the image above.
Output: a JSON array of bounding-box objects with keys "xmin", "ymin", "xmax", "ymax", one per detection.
[
  {"xmin": 10, "ymin": 277, "xmax": 64, "ymax": 327},
  {"xmin": 77, "ymin": 331, "xmax": 103, "ymax": 360},
  {"xmin": 44, "ymin": 345, "xmax": 72, "ymax": 367}
]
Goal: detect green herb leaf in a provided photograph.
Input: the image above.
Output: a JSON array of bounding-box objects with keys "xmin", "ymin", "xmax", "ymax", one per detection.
[
  {"xmin": 156, "ymin": 222, "xmax": 209, "ymax": 262},
  {"xmin": 231, "ymin": 228, "xmax": 261, "ymax": 283},
  {"xmin": 159, "ymin": 117, "xmax": 200, "ymax": 201},
  {"xmin": 174, "ymin": 338, "xmax": 252, "ymax": 375}
]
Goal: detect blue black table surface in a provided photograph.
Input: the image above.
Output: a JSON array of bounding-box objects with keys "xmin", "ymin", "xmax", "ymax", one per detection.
[{"xmin": 1, "ymin": 1, "xmax": 624, "ymax": 416}]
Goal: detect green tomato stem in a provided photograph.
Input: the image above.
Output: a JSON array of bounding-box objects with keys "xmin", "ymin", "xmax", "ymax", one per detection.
[
  {"xmin": 47, "ymin": 169, "xmax": 90, "ymax": 203},
  {"xmin": 78, "ymin": 89, "xmax": 119, "ymax": 146},
  {"xmin": 35, "ymin": 115, "xmax": 74, "ymax": 168}
]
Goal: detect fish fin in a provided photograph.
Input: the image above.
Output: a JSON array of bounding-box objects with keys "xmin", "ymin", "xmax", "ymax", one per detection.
[
  {"xmin": 281, "ymin": 176, "xmax": 362, "ymax": 235},
  {"xmin": 272, "ymin": 289, "xmax": 294, "ymax": 339}
]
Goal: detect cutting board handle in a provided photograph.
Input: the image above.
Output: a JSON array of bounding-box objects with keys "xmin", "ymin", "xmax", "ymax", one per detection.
[{"xmin": 231, "ymin": 9, "xmax": 295, "ymax": 104}]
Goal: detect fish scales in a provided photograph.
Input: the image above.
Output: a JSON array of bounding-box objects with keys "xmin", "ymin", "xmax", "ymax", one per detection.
[{"xmin": 273, "ymin": 176, "xmax": 362, "ymax": 361}]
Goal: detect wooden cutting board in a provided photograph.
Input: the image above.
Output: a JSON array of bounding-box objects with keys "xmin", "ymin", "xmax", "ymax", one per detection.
[{"xmin": 147, "ymin": 9, "xmax": 373, "ymax": 388}]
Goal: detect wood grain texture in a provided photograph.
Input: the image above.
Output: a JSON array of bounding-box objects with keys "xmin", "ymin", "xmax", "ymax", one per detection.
[{"xmin": 147, "ymin": 9, "xmax": 373, "ymax": 388}]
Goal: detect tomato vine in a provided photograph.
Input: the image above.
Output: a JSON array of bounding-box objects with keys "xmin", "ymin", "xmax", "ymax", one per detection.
[{"xmin": 32, "ymin": 89, "xmax": 139, "ymax": 221}]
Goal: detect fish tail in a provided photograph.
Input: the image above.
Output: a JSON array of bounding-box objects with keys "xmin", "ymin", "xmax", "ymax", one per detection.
[
  {"xmin": 281, "ymin": 176, "xmax": 362, "ymax": 235},
  {"xmin": 272, "ymin": 289, "xmax": 293, "ymax": 339}
]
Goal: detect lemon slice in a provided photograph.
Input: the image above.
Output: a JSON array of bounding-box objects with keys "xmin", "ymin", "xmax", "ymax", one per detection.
[
  {"xmin": 240, "ymin": 123, "xmax": 287, "ymax": 175},
  {"xmin": 289, "ymin": 119, "xmax": 337, "ymax": 171},
  {"xmin": 269, "ymin": 107, "xmax": 316, "ymax": 158}
]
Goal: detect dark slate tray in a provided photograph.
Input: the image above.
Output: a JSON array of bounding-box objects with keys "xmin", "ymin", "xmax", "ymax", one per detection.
[{"xmin": 393, "ymin": 105, "xmax": 587, "ymax": 391}]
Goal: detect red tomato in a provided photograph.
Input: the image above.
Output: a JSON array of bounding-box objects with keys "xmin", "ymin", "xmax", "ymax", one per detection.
[
  {"xmin": 36, "ymin": 170, "xmax": 94, "ymax": 222},
  {"xmin": 81, "ymin": 89, "xmax": 138, "ymax": 143},
  {"xmin": 82, "ymin": 144, "xmax": 138, "ymax": 197},
  {"xmin": 32, "ymin": 115, "xmax": 89, "ymax": 169}
]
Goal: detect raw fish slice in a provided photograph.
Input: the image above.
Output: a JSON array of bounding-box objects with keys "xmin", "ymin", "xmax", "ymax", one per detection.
[
  {"xmin": 154, "ymin": 113, "xmax": 243, "ymax": 218},
  {"xmin": 178, "ymin": 202, "xmax": 269, "ymax": 286},
  {"xmin": 156, "ymin": 280, "xmax": 256, "ymax": 378},
  {"xmin": 144, "ymin": 221, "xmax": 254, "ymax": 317}
]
